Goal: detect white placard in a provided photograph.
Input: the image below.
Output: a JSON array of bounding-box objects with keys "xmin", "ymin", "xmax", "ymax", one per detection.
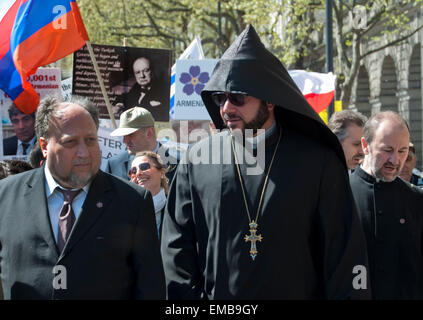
[
  {"xmin": 173, "ymin": 59, "xmax": 217, "ymax": 120},
  {"xmin": 97, "ymin": 119, "xmax": 125, "ymax": 171},
  {"xmin": 61, "ymin": 77, "xmax": 72, "ymax": 101},
  {"xmin": 1, "ymin": 67, "xmax": 62, "ymax": 123}
]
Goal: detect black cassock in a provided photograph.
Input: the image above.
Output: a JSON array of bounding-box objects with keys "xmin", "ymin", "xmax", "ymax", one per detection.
[
  {"xmin": 350, "ymin": 166, "xmax": 423, "ymax": 299},
  {"xmin": 160, "ymin": 25, "xmax": 370, "ymax": 300},
  {"xmin": 161, "ymin": 124, "xmax": 370, "ymax": 299}
]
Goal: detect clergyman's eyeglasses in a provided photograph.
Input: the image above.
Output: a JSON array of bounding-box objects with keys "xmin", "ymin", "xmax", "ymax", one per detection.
[{"xmin": 211, "ymin": 92, "xmax": 248, "ymax": 107}]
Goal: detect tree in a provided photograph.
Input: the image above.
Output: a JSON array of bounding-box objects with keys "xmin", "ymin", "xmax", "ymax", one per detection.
[
  {"xmin": 77, "ymin": 0, "xmax": 260, "ymax": 59},
  {"xmin": 265, "ymin": 0, "xmax": 326, "ymax": 70},
  {"xmin": 77, "ymin": 0, "xmax": 307, "ymax": 61}
]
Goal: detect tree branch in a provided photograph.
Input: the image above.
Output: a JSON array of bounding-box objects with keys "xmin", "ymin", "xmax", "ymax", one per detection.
[{"xmin": 361, "ymin": 24, "xmax": 423, "ymax": 59}]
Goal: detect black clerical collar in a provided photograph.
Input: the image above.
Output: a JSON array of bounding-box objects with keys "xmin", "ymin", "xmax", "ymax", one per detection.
[
  {"xmin": 230, "ymin": 121, "xmax": 281, "ymax": 152},
  {"xmin": 355, "ymin": 165, "xmax": 396, "ymax": 185},
  {"xmin": 247, "ymin": 122, "xmax": 280, "ymax": 150},
  {"xmin": 264, "ymin": 121, "xmax": 277, "ymax": 139},
  {"xmin": 263, "ymin": 122, "xmax": 281, "ymax": 149}
]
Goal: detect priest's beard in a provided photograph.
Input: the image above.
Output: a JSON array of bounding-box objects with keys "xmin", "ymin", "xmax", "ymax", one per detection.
[
  {"xmin": 245, "ymin": 101, "xmax": 270, "ymax": 132},
  {"xmin": 367, "ymin": 152, "xmax": 400, "ymax": 182},
  {"xmin": 223, "ymin": 101, "xmax": 270, "ymax": 135}
]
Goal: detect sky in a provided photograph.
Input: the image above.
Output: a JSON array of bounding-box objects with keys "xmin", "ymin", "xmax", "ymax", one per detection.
[{"xmin": 0, "ymin": 0, "xmax": 15, "ymax": 23}]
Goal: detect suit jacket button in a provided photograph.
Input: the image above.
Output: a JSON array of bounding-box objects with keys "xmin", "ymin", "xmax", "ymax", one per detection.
[{"xmin": 399, "ymin": 218, "xmax": 405, "ymax": 224}]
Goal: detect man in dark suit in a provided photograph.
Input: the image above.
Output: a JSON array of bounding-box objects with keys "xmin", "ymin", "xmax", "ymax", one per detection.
[
  {"xmin": 0, "ymin": 96, "xmax": 165, "ymax": 299},
  {"xmin": 2, "ymin": 104, "xmax": 36, "ymax": 156},
  {"xmin": 106, "ymin": 107, "xmax": 178, "ymax": 183}
]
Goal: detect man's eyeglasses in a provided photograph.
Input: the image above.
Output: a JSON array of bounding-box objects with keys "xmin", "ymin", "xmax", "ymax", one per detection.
[
  {"xmin": 211, "ymin": 92, "xmax": 248, "ymax": 107},
  {"xmin": 128, "ymin": 162, "xmax": 151, "ymax": 176}
]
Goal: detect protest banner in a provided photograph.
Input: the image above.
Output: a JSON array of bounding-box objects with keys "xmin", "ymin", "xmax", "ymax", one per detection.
[{"xmin": 73, "ymin": 44, "xmax": 171, "ymax": 122}]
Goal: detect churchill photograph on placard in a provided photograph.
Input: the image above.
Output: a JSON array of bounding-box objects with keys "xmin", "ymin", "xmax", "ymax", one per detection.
[
  {"xmin": 119, "ymin": 51, "xmax": 171, "ymax": 121},
  {"xmin": 73, "ymin": 44, "xmax": 171, "ymax": 122}
]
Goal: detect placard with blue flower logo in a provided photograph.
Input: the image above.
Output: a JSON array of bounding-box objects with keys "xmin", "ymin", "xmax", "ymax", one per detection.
[{"xmin": 174, "ymin": 59, "xmax": 217, "ymax": 120}]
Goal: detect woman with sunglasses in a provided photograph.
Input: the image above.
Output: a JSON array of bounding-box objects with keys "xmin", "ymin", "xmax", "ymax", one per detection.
[{"xmin": 129, "ymin": 151, "xmax": 169, "ymax": 239}]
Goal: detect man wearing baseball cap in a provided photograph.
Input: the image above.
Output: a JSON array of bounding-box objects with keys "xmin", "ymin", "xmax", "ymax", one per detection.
[{"xmin": 105, "ymin": 107, "xmax": 178, "ymax": 182}]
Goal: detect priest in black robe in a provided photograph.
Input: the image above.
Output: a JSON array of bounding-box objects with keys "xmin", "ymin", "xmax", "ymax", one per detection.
[
  {"xmin": 161, "ymin": 25, "xmax": 371, "ymax": 300},
  {"xmin": 350, "ymin": 111, "xmax": 423, "ymax": 299}
]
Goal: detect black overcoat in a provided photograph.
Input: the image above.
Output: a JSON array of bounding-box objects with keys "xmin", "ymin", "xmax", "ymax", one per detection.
[{"xmin": 161, "ymin": 25, "xmax": 370, "ymax": 300}]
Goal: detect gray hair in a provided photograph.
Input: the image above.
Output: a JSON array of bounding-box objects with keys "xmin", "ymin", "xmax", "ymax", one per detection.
[
  {"xmin": 327, "ymin": 110, "xmax": 367, "ymax": 142},
  {"xmin": 35, "ymin": 95, "xmax": 99, "ymax": 139},
  {"xmin": 363, "ymin": 111, "xmax": 409, "ymax": 145}
]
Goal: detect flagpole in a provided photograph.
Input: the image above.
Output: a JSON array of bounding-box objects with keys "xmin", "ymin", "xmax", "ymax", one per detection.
[
  {"xmin": 325, "ymin": 0, "xmax": 334, "ymax": 118},
  {"xmin": 85, "ymin": 40, "xmax": 117, "ymax": 129}
]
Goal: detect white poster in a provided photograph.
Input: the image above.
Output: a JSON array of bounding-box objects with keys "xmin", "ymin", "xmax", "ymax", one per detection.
[
  {"xmin": 97, "ymin": 119, "xmax": 125, "ymax": 171},
  {"xmin": 61, "ymin": 77, "xmax": 73, "ymax": 101},
  {"xmin": 173, "ymin": 59, "xmax": 217, "ymax": 120},
  {"xmin": 27, "ymin": 68, "xmax": 61, "ymax": 99}
]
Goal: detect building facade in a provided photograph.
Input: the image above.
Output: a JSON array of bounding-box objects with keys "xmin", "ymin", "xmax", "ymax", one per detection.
[{"xmin": 349, "ymin": 10, "xmax": 423, "ymax": 168}]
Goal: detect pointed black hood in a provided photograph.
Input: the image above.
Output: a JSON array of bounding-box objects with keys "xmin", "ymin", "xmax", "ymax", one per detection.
[{"xmin": 201, "ymin": 24, "xmax": 346, "ymax": 168}]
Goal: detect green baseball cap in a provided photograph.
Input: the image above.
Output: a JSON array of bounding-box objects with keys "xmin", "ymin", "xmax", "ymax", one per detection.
[{"xmin": 110, "ymin": 107, "xmax": 155, "ymax": 136}]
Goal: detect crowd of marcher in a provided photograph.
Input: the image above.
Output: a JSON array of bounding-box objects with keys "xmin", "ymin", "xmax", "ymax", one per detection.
[{"xmin": 0, "ymin": 25, "xmax": 422, "ymax": 300}]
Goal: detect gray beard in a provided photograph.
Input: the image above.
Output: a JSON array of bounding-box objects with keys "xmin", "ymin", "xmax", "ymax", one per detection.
[
  {"xmin": 367, "ymin": 154, "xmax": 399, "ymax": 182},
  {"xmin": 55, "ymin": 169, "xmax": 97, "ymax": 189}
]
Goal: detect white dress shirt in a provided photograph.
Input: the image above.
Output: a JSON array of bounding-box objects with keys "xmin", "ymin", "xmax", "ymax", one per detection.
[
  {"xmin": 17, "ymin": 135, "xmax": 36, "ymax": 156},
  {"xmin": 152, "ymin": 188, "xmax": 166, "ymax": 236}
]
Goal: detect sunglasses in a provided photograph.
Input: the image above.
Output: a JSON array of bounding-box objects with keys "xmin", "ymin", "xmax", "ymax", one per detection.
[
  {"xmin": 128, "ymin": 162, "xmax": 151, "ymax": 176},
  {"xmin": 211, "ymin": 92, "xmax": 248, "ymax": 107}
]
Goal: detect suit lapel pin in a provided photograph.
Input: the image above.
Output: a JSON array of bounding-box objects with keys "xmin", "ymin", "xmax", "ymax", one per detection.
[{"xmin": 96, "ymin": 202, "xmax": 103, "ymax": 208}]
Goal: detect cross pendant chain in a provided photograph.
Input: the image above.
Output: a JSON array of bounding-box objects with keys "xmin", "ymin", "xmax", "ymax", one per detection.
[
  {"xmin": 244, "ymin": 221, "xmax": 263, "ymax": 260},
  {"xmin": 232, "ymin": 127, "xmax": 281, "ymax": 262}
]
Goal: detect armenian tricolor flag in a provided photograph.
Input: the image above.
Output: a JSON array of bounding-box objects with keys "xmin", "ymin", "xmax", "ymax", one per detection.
[{"xmin": 0, "ymin": 0, "xmax": 88, "ymax": 114}]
